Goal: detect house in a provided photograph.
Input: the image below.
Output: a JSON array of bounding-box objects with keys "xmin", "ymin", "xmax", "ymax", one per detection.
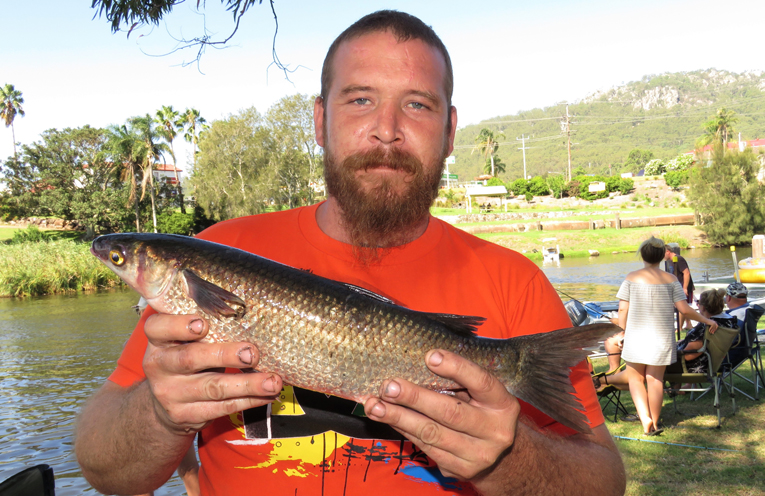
[{"xmin": 154, "ymin": 163, "xmax": 183, "ymax": 185}]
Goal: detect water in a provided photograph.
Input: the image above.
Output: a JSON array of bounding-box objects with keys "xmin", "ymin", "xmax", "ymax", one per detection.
[
  {"xmin": 537, "ymin": 246, "xmax": 756, "ymax": 303},
  {"xmin": 0, "ymin": 246, "xmax": 754, "ymax": 493},
  {"xmin": 0, "ymin": 289, "xmax": 187, "ymax": 495}
]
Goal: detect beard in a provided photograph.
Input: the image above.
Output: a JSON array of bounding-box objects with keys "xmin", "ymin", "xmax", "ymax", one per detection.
[{"xmin": 324, "ymin": 145, "xmax": 446, "ymax": 264}]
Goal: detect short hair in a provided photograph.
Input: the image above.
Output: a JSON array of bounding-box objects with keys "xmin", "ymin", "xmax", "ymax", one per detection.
[
  {"xmin": 698, "ymin": 288, "xmax": 726, "ymax": 315},
  {"xmin": 320, "ymin": 10, "xmax": 454, "ymax": 106},
  {"xmin": 638, "ymin": 236, "xmax": 665, "ymax": 264}
]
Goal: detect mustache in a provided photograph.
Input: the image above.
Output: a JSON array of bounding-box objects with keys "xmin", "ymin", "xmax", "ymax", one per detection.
[{"xmin": 342, "ymin": 147, "xmax": 422, "ymax": 175}]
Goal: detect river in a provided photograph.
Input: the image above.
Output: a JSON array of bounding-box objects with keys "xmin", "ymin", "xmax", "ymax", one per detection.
[{"xmin": 0, "ymin": 247, "xmax": 755, "ymax": 493}]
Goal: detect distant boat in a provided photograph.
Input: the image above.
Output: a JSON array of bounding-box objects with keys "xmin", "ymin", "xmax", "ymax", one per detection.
[{"xmin": 542, "ymin": 238, "xmax": 560, "ymax": 263}]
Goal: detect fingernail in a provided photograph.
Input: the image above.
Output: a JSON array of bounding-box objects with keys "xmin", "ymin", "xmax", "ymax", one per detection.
[
  {"xmin": 370, "ymin": 401, "xmax": 386, "ymax": 418},
  {"xmin": 188, "ymin": 318, "xmax": 204, "ymax": 335},
  {"xmin": 238, "ymin": 346, "xmax": 253, "ymax": 365},
  {"xmin": 263, "ymin": 375, "xmax": 278, "ymax": 393},
  {"xmin": 384, "ymin": 380, "xmax": 400, "ymax": 398},
  {"xmin": 429, "ymin": 351, "xmax": 443, "ymax": 366}
]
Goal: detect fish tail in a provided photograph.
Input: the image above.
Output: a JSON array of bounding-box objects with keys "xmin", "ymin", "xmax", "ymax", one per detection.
[{"xmin": 501, "ymin": 323, "xmax": 618, "ymax": 433}]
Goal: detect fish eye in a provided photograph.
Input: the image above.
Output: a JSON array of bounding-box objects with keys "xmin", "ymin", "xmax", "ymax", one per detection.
[{"xmin": 109, "ymin": 250, "xmax": 125, "ymax": 266}]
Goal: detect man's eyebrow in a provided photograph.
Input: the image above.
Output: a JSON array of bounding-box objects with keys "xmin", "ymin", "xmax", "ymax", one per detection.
[
  {"xmin": 339, "ymin": 85, "xmax": 374, "ymax": 96},
  {"xmin": 408, "ymin": 90, "xmax": 440, "ymax": 107}
]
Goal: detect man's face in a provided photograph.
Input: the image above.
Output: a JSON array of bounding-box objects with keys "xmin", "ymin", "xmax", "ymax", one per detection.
[
  {"xmin": 664, "ymin": 249, "xmax": 674, "ymax": 261},
  {"xmin": 314, "ymin": 30, "xmax": 457, "ymax": 249}
]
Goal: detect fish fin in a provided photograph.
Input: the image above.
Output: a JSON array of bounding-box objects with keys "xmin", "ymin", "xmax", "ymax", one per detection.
[
  {"xmin": 424, "ymin": 313, "xmax": 486, "ymax": 338},
  {"xmin": 342, "ymin": 283, "xmax": 397, "ymax": 305},
  {"xmin": 183, "ymin": 269, "xmax": 246, "ymax": 319},
  {"xmin": 504, "ymin": 323, "xmax": 620, "ymax": 433}
]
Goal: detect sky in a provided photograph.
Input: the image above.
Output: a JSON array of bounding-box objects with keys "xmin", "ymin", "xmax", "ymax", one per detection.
[{"xmin": 2, "ymin": 0, "xmax": 764, "ymax": 168}]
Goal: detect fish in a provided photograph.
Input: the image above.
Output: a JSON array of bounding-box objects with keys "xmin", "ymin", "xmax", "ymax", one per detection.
[{"xmin": 91, "ymin": 233, "xmax": 619, "ymax": 433}]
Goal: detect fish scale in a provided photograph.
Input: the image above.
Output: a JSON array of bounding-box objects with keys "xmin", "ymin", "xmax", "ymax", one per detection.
[{"xmin": 91, "ymin": 233, "xmax": 620, "ymax": 433}]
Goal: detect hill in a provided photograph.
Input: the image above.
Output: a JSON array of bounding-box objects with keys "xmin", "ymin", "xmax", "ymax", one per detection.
[{"xmin": 451, "ymin": 69, "xmax": 765, "ymax": 182}]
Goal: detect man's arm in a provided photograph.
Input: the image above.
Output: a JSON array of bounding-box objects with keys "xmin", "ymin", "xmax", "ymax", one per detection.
[
  {"xmin": 364, "ymin": 350, "xmax": 625, "ymax": 496},
  {"xmin": 75, "ymin": 314, "xmax": 282, "ymax": 494}
]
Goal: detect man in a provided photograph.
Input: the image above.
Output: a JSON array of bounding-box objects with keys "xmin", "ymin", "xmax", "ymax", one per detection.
[
  {"xmin": 664, "ymin": 244, "xmax": 694, "ymax": 329},
  {"xmin": 75, "ymin": 11, "xmax": 625, "ymax": 495},
  {"xmin": 725, "ymin": 282, "xmax": 750, "ymax": 323}
]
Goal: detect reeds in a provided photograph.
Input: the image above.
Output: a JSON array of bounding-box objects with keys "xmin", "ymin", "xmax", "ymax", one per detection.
[{"xmin": 0, "ymin": 240, "xmax": 123, "ymax": 297}]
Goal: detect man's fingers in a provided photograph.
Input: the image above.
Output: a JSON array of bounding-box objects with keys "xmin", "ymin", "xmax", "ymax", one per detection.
[
  {"xmin": 146, "ymin": 341, "xmax": 261, "ymax": 375},
  {"xmin": 145, "ymin": 313, "xmax": 208, "ymax": 344},
  {"xmin": 425, "ymin": 350, "xmax": 515, "ymax": 408}
]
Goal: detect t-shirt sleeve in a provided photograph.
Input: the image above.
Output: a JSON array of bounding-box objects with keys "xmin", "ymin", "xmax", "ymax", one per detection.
[
  {"xmin": 672, "ymin": 281, "xmax": 685, "ymax": 303},
  {"xmin": 508, "ymin": 270, "xmax": 605, "ymax": 435},
  {"xmin": 108, "ymin": 306, "xmax": 154, "ymax": 387},
  {"xmin": 616, "ymin": 280, "xmax": 630, "ymax": 301}
]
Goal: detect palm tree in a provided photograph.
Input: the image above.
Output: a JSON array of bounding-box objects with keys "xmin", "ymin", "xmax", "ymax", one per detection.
[
  {"xmin": 484, "ymin": 154, "xmax": 506, "ymax": 176},
  {"xmin": 131, "ymin": 114, "xmax": 170, "ymax": 233},
  {"xmin": 107, "ymin": 123, "xmax": 144, "ymax": 232},
  {"xmin": 155, "ymin": 105, "xmax": 186, "ymax": 213},
  {"xmin": 0, "ymin": 84, "xmax": 25, "ymax": 159},
  {"xmin": 180, "ymin": 108, "xmax": 207, "ymax": 171},
  {"xmin": 472, "ymin": 128, "xmax": 505, "ymax": 176},
  {"xmin": 698, "ymin": 107, "xmax": 739, "ymax": 148}
]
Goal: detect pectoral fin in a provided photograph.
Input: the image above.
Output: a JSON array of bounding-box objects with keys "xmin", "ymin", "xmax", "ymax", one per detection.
[{"xmin": 183, "ymin": 269, "xmax": 246, "ymax": 318}]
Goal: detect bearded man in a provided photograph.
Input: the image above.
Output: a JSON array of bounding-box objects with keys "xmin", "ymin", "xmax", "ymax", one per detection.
[{"xmin": 76, "ymin": 10, "xmax": 625, "ymax": 496}]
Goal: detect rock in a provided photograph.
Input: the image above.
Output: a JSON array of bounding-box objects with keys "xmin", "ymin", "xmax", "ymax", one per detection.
[{"xmin": 589, "ymin": 250, "xmax": 600, "ymax": 256}]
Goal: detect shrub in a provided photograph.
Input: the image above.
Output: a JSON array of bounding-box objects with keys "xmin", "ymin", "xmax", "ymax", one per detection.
[
  {"xmin": 10, "ymin": 225, "xmax": 48, "ymax": 244},
  {"xmin": 527, "ymin": 176, "xmax": 550, "ymax": 196},
  {"xmin": 510, "ymin": 178, "xmax": 528, "ymax": 196},
  {"xmin": 565, "ymin": 180, "xmax": 581, "ymax": 198},
  {"xmin": 548, "ymin": 175, "xmax": 565, "ymax": 199},
  {"xmin": 665, "ymin": 170, "xmax": 688, "ymax": 190},
  {"xmin": 486, "ymin": 177, "xmax": 505, "ymax": 188},
  {"xmin": 644, "ymin": 159, "xmax": 666, "ymax": 176},
  {"xmin": 524, "ymin": 192, "xmax": 533, "ymax": 202},
  {"xmin": 665, "ymin": 154, "xmax": 694, "ymax": 172},
  {"xmin": 157, "ymin": 212, "xmax": 195, "ymax": 235}
]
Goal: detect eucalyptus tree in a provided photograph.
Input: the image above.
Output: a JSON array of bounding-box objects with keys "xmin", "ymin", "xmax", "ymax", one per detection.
[
  {"xmin": 472, "ymin": 128, "xmax": 505, "ymax": 177},
  {"xmin": 265, "ymin": 94, "xmax": 322, "ymax": 208},
  {"xmin": 0, "ymin": 84, "xmax": 25, "ymax": 159},
  {"xmin": 155, "ymin": 105, "xmax": 186, "ymax": 212}
]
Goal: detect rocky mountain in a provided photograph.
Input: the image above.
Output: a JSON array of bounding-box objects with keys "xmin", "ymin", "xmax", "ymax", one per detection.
[{"xmin": 451, "ymin": 69, "xmax": 765, "ymax": 182}]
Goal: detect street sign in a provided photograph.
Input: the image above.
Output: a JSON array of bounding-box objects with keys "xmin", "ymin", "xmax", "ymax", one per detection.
[
  {"xmin": 445, "ymin": 156, "xmax": 456, "ymax": 165},
  {"xmin": 441, "ymin": 173, "xmax": 458, "ymax": 179}
]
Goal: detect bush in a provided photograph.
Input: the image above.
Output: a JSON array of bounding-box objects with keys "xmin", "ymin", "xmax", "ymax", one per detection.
[
  {"xmin": 527, "ymin": 176, "xmax": 550, "ymax": 196},
  {"xmin": 548, "ymin": 175, "xmax": 565, "ymax": 199},
  {"xmin": 524, "ymin": 192, "xmax": 533, "ymax": 202},
  {"xmin": 510, "ymin": 178, "xmax": 528, "ymax": 196},
  {"xmin": 665, "ymin": 170, "xmax": 688, "ymax": 190},
  {"xmin": 565, "ymin": 180, "xmax": 581, "ymax": 198},
  {"xmin": 665, "ymin": 154, "xmax": 694, "ymax": 172},
  {"xmin": 644, "ymin": 158, "xmax": 666, "ymax": 176},
  {"xmin": 486, "ymin": 177, "xmax": 505, "ymax": 188},
  {"xmin": 10, "ymin": 225, "xmax": 48, "ymax": 244},
  {"xmin": 618, "ymin": 178, "xmax": 634, "ymax": 195},
  {"xmin": 157, "ymin": 212, "xmax": 195, "ymax": 235}
]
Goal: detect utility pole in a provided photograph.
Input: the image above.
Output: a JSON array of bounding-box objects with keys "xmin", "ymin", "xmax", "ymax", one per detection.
[
  {"xmin": 560, "ymin": 105, "xmax": 573, "ymax": 181},
  {"xmin": 517, "ymin": 134, "xmax": 530, "ymax": 179}
]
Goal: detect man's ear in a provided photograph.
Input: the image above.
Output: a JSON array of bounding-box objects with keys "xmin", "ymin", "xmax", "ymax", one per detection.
[
  {"xmin": 445, "ymin": 105, "xmax": 458, "ymax": 156},
  {"xmin": 314, "ymin": 96, "xmax": 325, "ymax": 148}
]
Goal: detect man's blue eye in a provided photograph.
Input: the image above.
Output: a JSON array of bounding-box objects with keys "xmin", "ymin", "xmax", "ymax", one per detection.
[
  {"xmin": 353, "ymin": 98, "xmax": 369, "ymax": 105},
  {"xmin": 409, "ymin": 102, "xmax": 426, "ymax": 110}
]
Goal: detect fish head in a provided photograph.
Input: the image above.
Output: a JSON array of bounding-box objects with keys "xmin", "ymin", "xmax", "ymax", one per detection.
[{"xmin": 91, "ymin": 234, "xmax": 179, "ymax": 306}]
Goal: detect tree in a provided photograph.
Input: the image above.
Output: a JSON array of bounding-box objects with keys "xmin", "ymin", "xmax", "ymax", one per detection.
[
  {"xmin": 190, "ymin": 107, "xmax": 274, "ymax": 220},
  {"xmin": 265, "ymin": 94, "xmax": 323, "ymax": 208},
  {"xmin": 181, "ymin": 108, "xmax": 207, "ymax": 172},
  {"xmin": 130, "ymin": 114, "xmax": 170, "ymax": 233},
  {"xmin": 697, "ymin": 107, "xmax": 738, "ymax": 148},
  {"xmin": 472, "ymin": 128, "xmax": 505, "ymax": 176},
  {"xmin": 155, "ymin": 105, "xmax": 186, "ymax": 213},
  {"xmin": 107, "ymin": 123, "xmax": 145, "ymax": 231},
  {"xmin": 0, "ymin": 84, "xmax": 25, "ymax": 160},
  {"xmin": 687, "ymin": 145, "xmax": 765, "ymax": 245},
  {"xmin": 623, "ymin": 149, "xmax": 654, "ymax": 174},
  {"xmin": 483, "ymin": 154, "xmax": 505, "ymax": 177}
]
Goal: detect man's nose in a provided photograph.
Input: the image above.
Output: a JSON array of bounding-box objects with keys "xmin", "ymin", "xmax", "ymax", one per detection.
[{"xmin": 369, "ymin": 101, "xmax": 403, "ymax": 145}]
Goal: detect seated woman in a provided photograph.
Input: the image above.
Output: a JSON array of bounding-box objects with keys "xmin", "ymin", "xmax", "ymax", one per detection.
[{"xmin": 673, "ymin": 288, "xmax": 738, "ymax": 374}]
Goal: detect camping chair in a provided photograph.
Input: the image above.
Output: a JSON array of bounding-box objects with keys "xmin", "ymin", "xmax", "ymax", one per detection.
[
  {"xmin": 723, "ymin": 304, "xmax": 765, "ymax": 400},
  {"xmin": 0, "ymin": 464, "xmax": 55, "ymax": 496},
  {"xmin": 593, "ymin": 364, "xmax": 630, "ymax": 422},
  {"xmin": 664, "ymin": 324, "xmax": 740, "ymax": 428}
]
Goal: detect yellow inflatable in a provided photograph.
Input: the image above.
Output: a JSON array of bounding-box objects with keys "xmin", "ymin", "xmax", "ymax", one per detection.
[{"xmin": 738, "ymin": 257, "xmax": 765, "ymax": 283}]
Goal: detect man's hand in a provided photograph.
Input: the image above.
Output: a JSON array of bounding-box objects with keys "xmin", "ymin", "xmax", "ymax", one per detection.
[
  {"xmin": 363, "ymin": 350, "xmax": 519, "ymax": 480},
  {"xmin": 143, "ymin": 313, "xmax": 283, "ymax": 435}
]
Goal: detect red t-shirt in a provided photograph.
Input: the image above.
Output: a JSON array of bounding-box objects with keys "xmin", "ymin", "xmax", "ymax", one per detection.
[{"xmin": 110, "ymin": 203, "xmax": 603, "ymax": 495}]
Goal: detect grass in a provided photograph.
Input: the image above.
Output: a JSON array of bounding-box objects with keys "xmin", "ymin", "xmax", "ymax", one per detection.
[
  {"xmin": 591, "ymin": 357, "xmax": 765, "ymax": 495},
  {"xmin": 0, "ymin": 239, "xmax": 122, "ymax": 297},
  {"xmin": 443, "ymin": 207, "xmax": 694, "ymax": 227}
]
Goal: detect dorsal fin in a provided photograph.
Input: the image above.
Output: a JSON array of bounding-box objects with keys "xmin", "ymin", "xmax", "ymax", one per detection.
[
  {"xmin": 421, "ymin": 313, "xmax": 486, "ymax": 338},
  {"xmin": 342, "ymin": 282, "xmax": 397, "ymax": 305}
]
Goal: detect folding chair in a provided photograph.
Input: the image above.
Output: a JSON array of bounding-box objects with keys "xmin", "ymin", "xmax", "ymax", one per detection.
[
  {"xmin": 664, "ymin": 324, "xmax": 740, "ymax": 428},
  {"xmin": 592, "ymin": 364, "xmax": 630, "ymax": 422},
  {"xmin": 721, "ymin": 304, "xmax": 764, "ymax": 400}
]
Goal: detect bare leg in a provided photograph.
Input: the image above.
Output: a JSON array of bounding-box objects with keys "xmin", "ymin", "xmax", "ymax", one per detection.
[
  {"xmin": 645, "ymin": 365, "xmax": 666, "ymax": 429},
  {"xmin": 626, "ymin": 362, "xmax": 653, "ymax": 433},
  {"xmin": 178, "ymin": 444, "xmax": 200, "ymax": 496}
]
